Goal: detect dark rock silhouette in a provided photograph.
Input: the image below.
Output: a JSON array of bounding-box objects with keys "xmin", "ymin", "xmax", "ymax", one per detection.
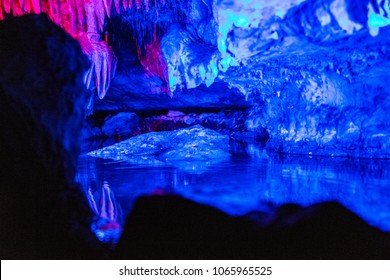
[
  {"xmin": 0, "ymin": 14, "xmax": 100, "ymax": 259},
  {"xmin": 114, "ymin": 195, "xmax": 390, "ymax": 259},
  {"xmin": 101, "ymin": 112, "xmax": 140, "ymax": 138}
]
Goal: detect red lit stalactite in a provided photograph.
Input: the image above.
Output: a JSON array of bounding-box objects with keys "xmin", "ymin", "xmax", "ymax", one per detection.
[{"xmin": 0, "ymin": 0, "xmax": 170, "ymax": 96}]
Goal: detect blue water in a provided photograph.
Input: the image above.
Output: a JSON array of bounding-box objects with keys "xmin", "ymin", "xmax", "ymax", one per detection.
[{"xmin": 76, "ymin": 152, "xmax": 390, "ymax": 244}]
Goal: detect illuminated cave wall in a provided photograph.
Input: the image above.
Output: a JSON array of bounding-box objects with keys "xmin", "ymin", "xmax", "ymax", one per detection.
[
  {"xmin": 2, "ymin": 0, "xmax": 389, "ymax": 95},
  {"xmin": 1, "ymin": 0, "xmax": 390, "ymax": 158}
]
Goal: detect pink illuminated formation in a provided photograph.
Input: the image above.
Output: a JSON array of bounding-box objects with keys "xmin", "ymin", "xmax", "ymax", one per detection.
[
  {"xmin": 87, "ymin": 181, "xmax": 121, "ymax": 232},
  {"xmin": 0, "ymin": 0, "xmax": 170, "ymax": 98},
  {"xmin": 78, "ymin": 33, "xmax": 118, "ymax": 99},
  {"xmin": 137, "ymin": 31, "xmax": 170, "ymax": 95}
]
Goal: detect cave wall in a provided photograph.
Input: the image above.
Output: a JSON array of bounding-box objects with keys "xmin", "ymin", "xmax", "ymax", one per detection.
[{"xmin": 1, "ymin": 0, "xmax": 390, "ymax": 160}]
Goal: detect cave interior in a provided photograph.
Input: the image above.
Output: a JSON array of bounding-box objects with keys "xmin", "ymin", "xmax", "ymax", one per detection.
[{"xmin": 1, "ymin": 0, "xmax": 390, "ymax": 259}]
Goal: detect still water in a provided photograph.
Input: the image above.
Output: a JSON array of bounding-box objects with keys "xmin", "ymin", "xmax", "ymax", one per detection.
[{"xmin": 76, "ymin": 151, "xmax": 390, "ymax": 244}]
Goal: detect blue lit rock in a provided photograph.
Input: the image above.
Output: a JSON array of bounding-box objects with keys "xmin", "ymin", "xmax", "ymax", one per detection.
[
  {"xmin": 213, "ymin": 0, "xmax": 390, "ymax": 61},
  {"xmin": 157, "ymin": 0, "xmax": 390, "ymax": 94},
  {"xmin": 102, "ymin": 112, "xmax": 139, "ymax": 138},
  {"xmin": 93, "ymin": 47, "xmax": 250, "ymax": 112},
  {"xmin": 224, "ymin": 25, "xmax": 390, "ymax": 158},
  {"xmin": 161, "ymin": 24, "xmax": 221, "ymax": 92},
  {"xmin": 97, "ymin": 0, "xmax": 390, "ymax": 159},
  {"xmin": 133, "ymin": 110, "xmax": 251, "ymax": 139},
  {"xmin": 88, "ymin": 125, "xmax": 231, "ymax": 170}
]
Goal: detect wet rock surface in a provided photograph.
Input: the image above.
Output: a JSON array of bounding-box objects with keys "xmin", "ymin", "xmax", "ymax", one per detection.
[
  {"xmin": 87, "ymin": 125, "xmax": 231, "ymax": 170},
  {"xmin": 82, "ymin": 109, "xmax": 268, "ymax": 155}
]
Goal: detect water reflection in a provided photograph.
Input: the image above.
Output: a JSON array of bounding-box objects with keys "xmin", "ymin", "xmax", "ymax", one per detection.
[
  {"xmin": 76, "ymin": 157, "xmax": 123, "ymax": 243},
  {"xmin": 76, "ymin": 154, "xmax": 390, "ymax": 244}
]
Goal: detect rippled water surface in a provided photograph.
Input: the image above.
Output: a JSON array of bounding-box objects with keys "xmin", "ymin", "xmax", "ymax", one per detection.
[{"xmin": 76, "ymin": 153, "xmax": 390, "ymax": 244}]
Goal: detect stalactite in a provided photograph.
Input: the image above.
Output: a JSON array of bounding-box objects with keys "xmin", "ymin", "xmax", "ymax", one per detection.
[
  {"xmin": 155, "ymin": 0, "xmax": 158, "ymax": 16},
  {"xmin": 78, "ymin": 33, "xmax": 118, "ymax": 99},
  {"xmin": 144, "ymin": 0, "xmax": 149, "ymax": 12},
  {"xmin": 24, "ymin": 0, "xmax": 32, "ymax": 14},
  {"xmin": 0, "ymin": 0, "xmax": 176, "ymax": 98},
  {"xmin": 136, "ymin": 21, "xmax": 169, "ymax": 95},
  {"xmin": 11, "ymin": 0, "xmax": 22, "ymax": 16},
  {"xmin": 135, "ymin": 0, "xmax": 141, "ymax": 9},
  {"xmin": 75, "ymin": 0, "xmax": 85, "ymax": 33},
  {"xmin": 66, "ymin": 0, "xmax": 77, "ymax": 34},
  {"xmin": 3, "ymin": 0, "xmax": 11, "ymax": 14},
  {"xmin": 61, "ymin": 0, "xmax": 71, "ymax": 33},
  {"xmin": 96, "ymin": 0, "xmax": 106, "ymax": 31},
  {"xmin": 103, "ymin": 0, "xmax": 112, "ymax": 16},
  {"xmin": 31, "ymin": 0, "xmax": 41, "ymax": 13},
  {"xmin": 122, "ymin": 0, "xmax": 128, "ymax": 10},
  {"xmin": 113, "ymin": 0, "xmax": 120, "ymax": 13}
]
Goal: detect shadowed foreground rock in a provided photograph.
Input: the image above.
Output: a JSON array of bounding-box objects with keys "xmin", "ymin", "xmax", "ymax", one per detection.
[
  {"xmin": 0, "ymin": 14, "xmax": 100, "ymax": 259},
  {"xmin": 114, "ymin": 195, "xmax": 390, "ymax": 259}
]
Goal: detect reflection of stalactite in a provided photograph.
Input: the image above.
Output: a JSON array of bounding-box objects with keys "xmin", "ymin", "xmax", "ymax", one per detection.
[
  {"xmin": 75, "ymin": 157, "xmax": 123, "ymax": 243},
  {"xmin": 87, "ymin": 181, "xmax": 120, "ymax": 225},
  {"xmin": 76, "ymin": 157, "xmax": 123, "ymax": 243},
  {"xmin": 100, "ymin": 181, "xmax": 118, "ymax": 222},
  {"xmin": 86, "ymin": 180, "xmax": 123, "ymax": 242}
]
